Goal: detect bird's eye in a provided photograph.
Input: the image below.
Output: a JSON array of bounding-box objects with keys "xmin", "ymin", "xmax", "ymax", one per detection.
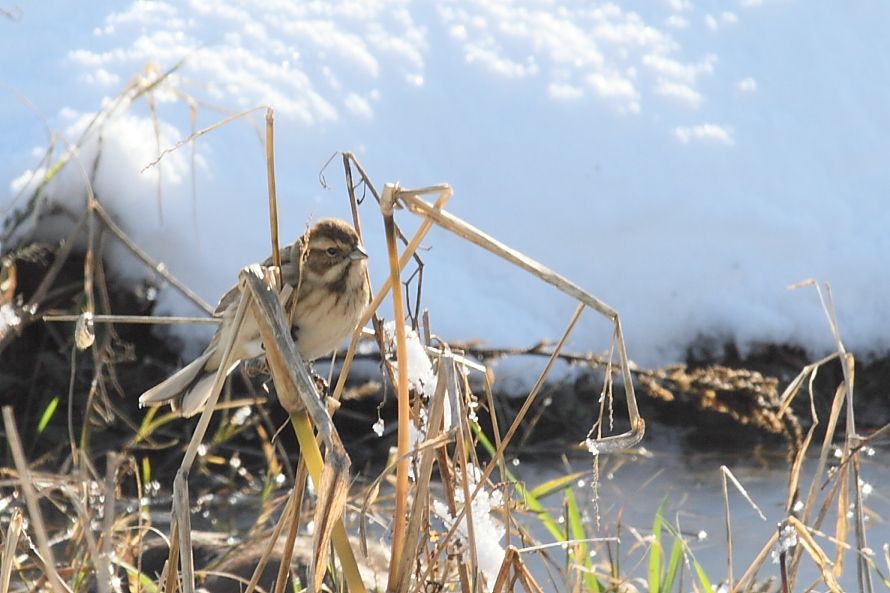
[{"xmin": 326, "ymin": 247, "xmax": 338, "ymax": 257}]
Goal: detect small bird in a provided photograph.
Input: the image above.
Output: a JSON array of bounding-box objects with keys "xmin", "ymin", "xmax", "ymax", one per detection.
[{"xmin": 139, "ymin": 218, "xmax": 370, "ymax": 417}]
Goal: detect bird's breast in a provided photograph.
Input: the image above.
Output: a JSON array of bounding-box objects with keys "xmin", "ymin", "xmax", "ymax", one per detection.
[{"xmin": 290, "ymin": 284, "xmax": 366, "ymax": 361}]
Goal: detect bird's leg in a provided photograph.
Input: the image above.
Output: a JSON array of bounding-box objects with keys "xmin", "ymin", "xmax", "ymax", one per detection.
[
  {"xmin": 242, "ymin": 356, "xmax": 270, "ymax": 378},
  {"xmin": 308, "ymin": 362, "xmax": 329, "ymax": 396}
]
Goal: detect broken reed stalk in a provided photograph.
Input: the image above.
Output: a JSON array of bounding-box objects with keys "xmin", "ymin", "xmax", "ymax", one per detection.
[
  {"xmin": 395, "ymin": 353, "xmax": 453, "ymax": 593},
  {"xmin": 721, "ymin": 467, "xmax": 734, "ymax": 592},
  {"xmin": 720, "ymin": 465, "xmax": 768, "ymax": 593},
  {"xmin": 240, "ymin": 266, "xmax": 365, "ymax": 593},
  {"xmin": 818, "ymin": 284, "xmax": 873, "ymax": 593},
  {"xmin": 2, "ymin": 407, "xmax": 69, "ymax": 593},
  {"xmin": 370, "ymin": 181, "xmax": 645, "ymax": 590},
  {"xmin": 156, "ymin": 267, "xmax": 365, "ymax": 593},
  {"xmin": 272, "ymin": 467, "xmax": 307, "ymax": 593},
  {"xmin": 242, "ymin": 471, "xmax": 301, "ymax": 593},
  {"xmin": 381, "ymin": 183, "xmax": 412, "ymax": 592},
  {"xmin": 397, "ymin": 190, "xmax": 644, "ymax": 452},
  {"xmin": 0, "ymin": 509, "xmax": 23, "ymax": 593},
  {"xmin": 168, "ymin": 285, "xmax": 251, "ymax": 593},
  {"xmin": 412, "ymin": 303, "xmax": 585, "ymax": 590},
  {"xmin": 330, "ymin": 185, "xmax": 453, "ymax": 405},
  {"xmin": 265, "ymin": 108, "xmax": 281, "ymax": 278}
]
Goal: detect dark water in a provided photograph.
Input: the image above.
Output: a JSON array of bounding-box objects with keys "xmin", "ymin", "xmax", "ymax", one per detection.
[
  {"xmin": 128, "ymin": 428, "xmax": 889, "ymax": 592},
  {"xmin": 510, "ymin": 432, "xmax": 890, "ymax": 592}
]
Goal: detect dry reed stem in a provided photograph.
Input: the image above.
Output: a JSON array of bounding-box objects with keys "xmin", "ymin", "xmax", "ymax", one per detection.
[
  {"xmin": 268, "ymin": 474, "xmax": 305, "ymax": 593},
  {"xmin": 241, "ymin": 268, "xmax": 346, "ymax": 452},
  {"xmin": 2, "ymin": 407, "xmax": 70, "ymax": 593},
  {"xmin": 240, "ymin": 265, "xmax": 365, "ymax": 592},
  {"xmin": 786, "ymin": 517, "xmax": 843, "ymax": 593},
  {"xmin": 142, "ymin": 106, "xmax": 267, "ymax": 172},
  {"xmin": 721, "ymin": 468, "xmax": 734, "ymax": 591},
  {"xmin": 43, "ymin": 314, "xmax": 221, "ymax": 324},
  {"xmin": 454, "ymin": 371, "xmax": 482, "ymax": 583},
  {"xmin": 342, "ymin": 153, "xmax": 363, "ymax": 232},
  {"xmin": 25, "ymin": 209, "xmax": 89, "ymax": 310},
  {"xmin": 96, "ymin": 452, "xmax": 119, "ymax": 593},
  {"xmin": 168, "ymin": 284, "xmax": 250, "ymax": 593},
  {"xmin": 812, "ymin": 283, "xmax": 870, "ymax": 593},
  {"xmin": 244, "ymin": 485, "xmax": 302, "ymax": 593},
  {"xmin": 0, "ymin": 509, "xmax": 23, "ymax": 593},
  {"xmin": 161, "ymin": 523, "xmax": 179, "ymax": 593},
  {"xmin": 492, "ymin": 547, "xmax": 545, "ymax": 593},
  {"xmin": 414, "ymin": 304, "xmax": 584, "ymax": 590},
  {"xmin": 381, "ymin": 183, "xmax": 412, "ymax": 592},
  {"xmin": 265, "ymin": 108, "xmax": 281, "ymax": 278},
  {"xmin": 393, "ymin": 354, "xmax": 453, "ymax": 592},
  {"xmin": 91, "ymin": 200, "xmax": 214, "ymax": 314},
  {"xmin": 397, "ymin": 191, "xmax": 644, "ymax": 452},
  {"xmin": 720, "ymin": 465, "xmax": 769, "ymax": 592},
  {"xmin": 330, "ymin": 186, "xmax": 452, "ymax": 404}
]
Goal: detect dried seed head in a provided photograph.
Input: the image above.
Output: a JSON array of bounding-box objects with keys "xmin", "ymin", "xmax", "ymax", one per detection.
[{"xmin": 75, "ymin": 312, "xmax": 95, "ymax": 350}]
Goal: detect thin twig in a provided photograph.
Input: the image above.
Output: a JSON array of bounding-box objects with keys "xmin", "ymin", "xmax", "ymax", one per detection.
[
  {"xmin": 43, "ymin": 314, "xmax": 220, "ymax": 324},
  {"xmin": 142, "ymin": 106, "xmax": 267, "ymax": 171}
]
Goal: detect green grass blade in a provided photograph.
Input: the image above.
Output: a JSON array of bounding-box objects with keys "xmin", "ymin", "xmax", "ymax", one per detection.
[
  {"xmin": 37, "ymin": 396, "xmax": 59, "ymax": 434},
  {"xmin": 566, "ymin": 487, "xmax": 602, "ymax": 593},
  {"xmin": 691, "ymin": 557, "xmax": 715, "ymax": 593},
  {"xmin": 649, "ymin": 499, "xmax": 667, "ymax": 593},
  {"xmin": 472, "ymin": 422, "xmax": 565, "ymax": 541},
  {"xmin": 141, "ymin": 456, "xmax": 151, "ymax": 486},
  {"xmin": 662, "ymin": 529, "xmax": 684, "ymax": 593},
  {"xmin": 529, "ymin": 470, "xmax": 587, "ymax": 499},
  {"xmin": 117, "ymin": 558, "xmax": 159, "ymax": 593}
]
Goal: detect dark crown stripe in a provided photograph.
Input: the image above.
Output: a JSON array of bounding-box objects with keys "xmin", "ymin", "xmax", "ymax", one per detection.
[{"xmin": 311, "ymin": 219, "xmax": 358, "ymax": 246}]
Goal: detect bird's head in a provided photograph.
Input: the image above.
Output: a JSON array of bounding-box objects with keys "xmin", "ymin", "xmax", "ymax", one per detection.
[{"xmin": 302, "ymin": 218, "xmax": 368, "ymax": 287}]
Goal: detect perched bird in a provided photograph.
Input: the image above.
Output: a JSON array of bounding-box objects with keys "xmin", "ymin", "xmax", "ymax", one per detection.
[{"xmin": 139, "ymin": 218, "xmax": 370, "ymax": 417}]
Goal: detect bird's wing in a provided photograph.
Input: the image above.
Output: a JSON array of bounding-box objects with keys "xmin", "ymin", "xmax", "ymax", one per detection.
[
  {"xmin": 212, "ymin": 238, "xmax": 306, "ymax": 317},
  {"xmin": 213, "ymin": 283, "xmax": 241, "ymax": 317},
  {"xmin": 138, "ymin": 350, "xmax": 213, "ymax": 407}
]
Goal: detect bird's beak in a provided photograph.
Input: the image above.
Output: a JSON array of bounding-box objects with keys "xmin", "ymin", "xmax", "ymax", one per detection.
[{"xmin": 349, "ymin": 244, "xmax": 369, "ymax": 261}]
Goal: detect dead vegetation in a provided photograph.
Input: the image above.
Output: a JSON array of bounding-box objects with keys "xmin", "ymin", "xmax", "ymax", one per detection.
[{"xmin": 0, "ymin": 68, "xmax": 888, "ymax": 593}]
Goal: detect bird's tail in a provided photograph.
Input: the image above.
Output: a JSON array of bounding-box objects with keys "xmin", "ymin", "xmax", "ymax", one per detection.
[{"xmin": 139, "ymin": 351, "xmax": 215, "ymax": 417}]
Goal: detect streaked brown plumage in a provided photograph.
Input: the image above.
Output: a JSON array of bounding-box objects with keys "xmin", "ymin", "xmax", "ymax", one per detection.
[{"xmin": 139, "ymin": 218, "xmax": 370, "ymax": 417}]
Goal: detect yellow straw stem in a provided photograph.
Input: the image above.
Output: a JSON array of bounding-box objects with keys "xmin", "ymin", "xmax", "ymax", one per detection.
[
  {"xmin": 289, "ymin": 411, "xmax": 366, "ymax": 593},
  {"xmin": 382, "ymin": 185, "xmax": 411, "ymax": 592}
]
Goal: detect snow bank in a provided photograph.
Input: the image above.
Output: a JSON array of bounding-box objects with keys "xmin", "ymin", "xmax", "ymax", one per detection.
[{"xmin": 3, "ymin": 1, "xmax": 890, "ymax": 370}]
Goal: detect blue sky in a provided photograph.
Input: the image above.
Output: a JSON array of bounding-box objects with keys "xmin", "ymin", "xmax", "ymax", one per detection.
[{"xmin": 2, "ymin": 0, "xmax": 889, "ymax": 365}]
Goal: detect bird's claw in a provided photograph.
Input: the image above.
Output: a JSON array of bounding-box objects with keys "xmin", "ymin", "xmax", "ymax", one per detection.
[
  {"xmin": 309, "ymin": 365, "xmax": 329, "ymax": 397},
  {"xmin": 243, "ymin": 358, "xmax": 270, "ymax": 379}
]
